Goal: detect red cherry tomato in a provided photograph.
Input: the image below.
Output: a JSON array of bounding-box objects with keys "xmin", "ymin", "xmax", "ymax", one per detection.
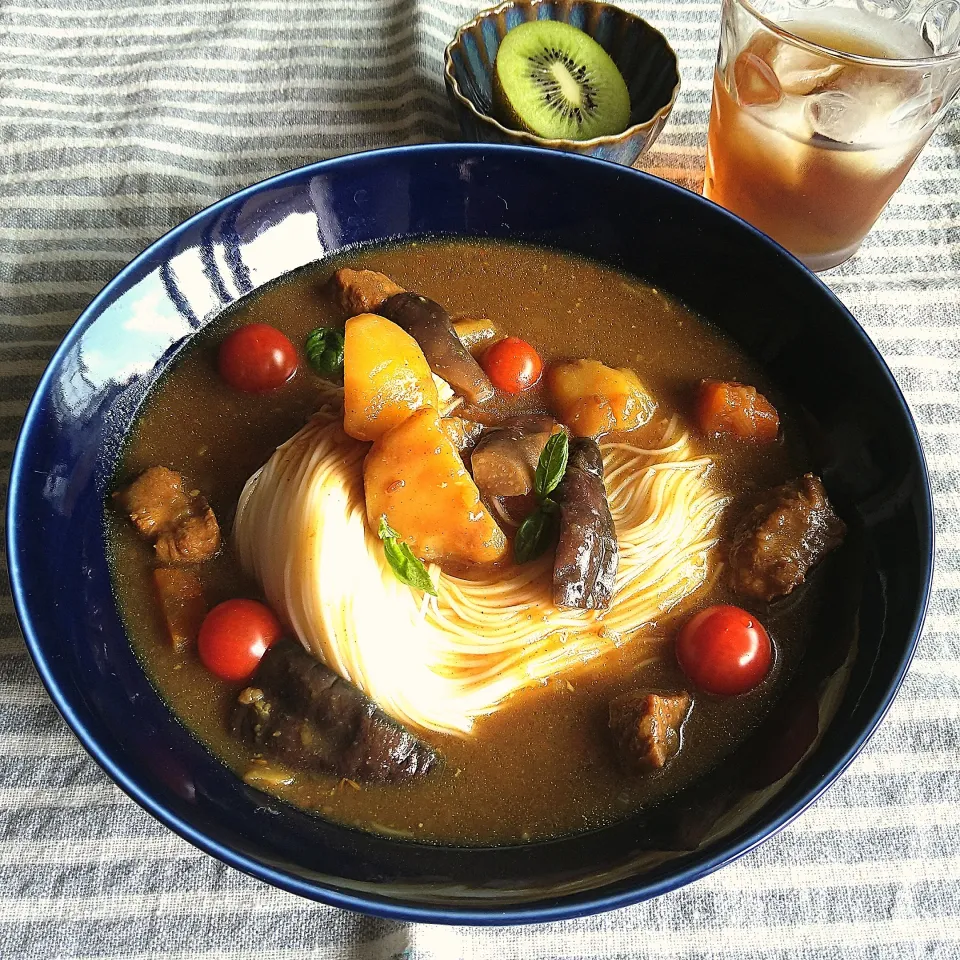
[
  {"xmin": 197, "ymin": 599, "xmax": 283, "ymax": 682},
  {"xmin": 218, "ymin": 324, "xmax": 298, "ymax": 392},
  {"xmin": 676, "ymin": 604, "xmax": 772, "ymax": 696},
  {"xmin": 481, "ymin": 337, "xmax": 543, "ymax": 394}
]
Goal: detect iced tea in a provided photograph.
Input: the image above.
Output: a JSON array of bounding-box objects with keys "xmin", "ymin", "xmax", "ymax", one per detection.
[{"xmin": 704, "ymin": 5, "xmax": 953, "ymax": 271}]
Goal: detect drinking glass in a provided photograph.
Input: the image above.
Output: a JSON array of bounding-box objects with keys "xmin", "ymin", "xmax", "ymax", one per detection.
[{"xmin": 704, "ymin": 0, "xmax": 960, "ymax": 270}]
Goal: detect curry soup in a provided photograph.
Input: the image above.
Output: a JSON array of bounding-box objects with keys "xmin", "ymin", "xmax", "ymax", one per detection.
[{"xmin": 107, "ymin": 239, "xmax": 842, "ymax": 845}]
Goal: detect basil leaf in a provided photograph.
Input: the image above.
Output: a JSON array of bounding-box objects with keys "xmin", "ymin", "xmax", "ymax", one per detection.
[
  {"xmin": 515, "ymin": 434, "xmax": 567, "ymax": 564},
  {"xmin": 514, "ymin": 508, "xmax": 556, "ymax": 565},
  {"xmin": 378, "ymin": 516, "xmax": 400, "ymax": 541},
  {"xmin": 305, "ymin": 327, "xmax": 345, "ymax": 378},
  {"xmin": 534, "ymin": 431, "xmax": 569, "ymax": 499},
  {"xmin": 382, "ymin": 540, "xmax": 438, "ymax": 595},
  {"xmin": 377, "ymin": 515, "xmax": 437, "ymax": 596}
]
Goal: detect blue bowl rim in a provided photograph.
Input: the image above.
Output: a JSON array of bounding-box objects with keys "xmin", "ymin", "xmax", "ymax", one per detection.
[
  {"xmin": 6, "ymin": 142, "xmax": 935, "ymax": 925},
  {"xmin": 443, "ymin": 0, "xmax": 682, "ymax": 148}
]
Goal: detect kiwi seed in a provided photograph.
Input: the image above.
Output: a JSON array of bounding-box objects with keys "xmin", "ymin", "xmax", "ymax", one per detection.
[{"xmin": 493, "ymin": 20, "xmax": 632, "ymax": 141}]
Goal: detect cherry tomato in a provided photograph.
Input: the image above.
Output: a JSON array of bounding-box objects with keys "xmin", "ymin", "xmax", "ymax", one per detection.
[
  {"xmin": 218, "ymin": 324, "xmax": 298, "ymax": 392},
  {"xmin": 481, "ymin": 337, "xmax": 543, "ymax": 394},
  {"xmin": 675, "ymin": 604, "xmax": 772, "ymax": 696},
  {"xmin": 197, "ymin": 599, "xmax": 283, "ymax": 682}
]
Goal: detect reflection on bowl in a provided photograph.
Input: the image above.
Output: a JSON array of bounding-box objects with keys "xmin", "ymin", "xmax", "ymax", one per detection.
[
  {"xmin": 444, "ymin": 0, "xmax": 681, "ymax": 165},
  {"xmin": 7, "ymin": 144, "xmax": 933, "ymax": 924}
]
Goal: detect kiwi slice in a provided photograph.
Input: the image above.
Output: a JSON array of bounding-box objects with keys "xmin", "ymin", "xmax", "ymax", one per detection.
[{"xmin": 493, "ymin": 20, "xmax": 631, "ymax": 141}]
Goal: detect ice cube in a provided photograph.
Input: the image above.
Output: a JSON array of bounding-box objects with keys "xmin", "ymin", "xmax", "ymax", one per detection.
[
  {"xmin": 734, "ymin": 50, "xmax": 783, "ymax": 106},
  {"xmin": 806, "ymin": 72, "xmax": 935, "ymax": 146},
  {"xmin": 804, "ymin": 87, "xmax": 917, "ymax": 177},
  {"xmin": 740, "ymin": 96, "xmax": 815, "ymax": 187},
  {"xmin": 744, "ymin": 31, "xmax": 845, "ymax": 95},
  {"xmin": 805, "ymin": 89, "xmax": 872, "ymax": 143},
  {"xmin": 768, "ymin": 42, "xmax": 845, "ymax": 95},
  {"xmin": 767, "ymin": 94, "xmax": 817, "ymax": 142}
]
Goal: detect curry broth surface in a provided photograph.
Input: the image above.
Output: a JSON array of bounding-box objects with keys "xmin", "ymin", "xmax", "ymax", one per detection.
[{"xmin": 109, "ymin": 240, "xmax": 816, "ymax": 844}]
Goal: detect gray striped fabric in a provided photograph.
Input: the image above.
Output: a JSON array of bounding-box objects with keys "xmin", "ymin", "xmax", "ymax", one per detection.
[{"xmin": 1, "ymin": 0, "xmax": 958, "ymax": 956}]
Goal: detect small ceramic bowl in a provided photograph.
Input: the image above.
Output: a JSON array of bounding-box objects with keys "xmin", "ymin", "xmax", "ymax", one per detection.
[{"xmin": 443, "ymin": 0, "xmax": 681, "ymax": 165}]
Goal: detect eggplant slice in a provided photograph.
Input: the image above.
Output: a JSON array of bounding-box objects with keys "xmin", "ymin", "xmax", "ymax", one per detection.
[
  {"xmin": 380, "ymin": 292, "xmax": 494, "ymax": 404},
  {"xmin": 471, "ymin": 415, "xmax": 558, "ymax": 499},
  {"xmin": 553, "ymin": 438, "xmax": 619, "ymax": 610},
  {"xmin": 232, "ymin": 639, "xmax": 438, "ymax": 783}
]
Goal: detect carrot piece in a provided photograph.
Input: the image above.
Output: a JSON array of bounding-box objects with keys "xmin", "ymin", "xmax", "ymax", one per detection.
[
  {"xmin": 152, "ymin": 567, "xmax": 207, "ymax": 652},
  {"xmin": 695, "ymin": 379, "xmax": 779, "ymax": 443}
]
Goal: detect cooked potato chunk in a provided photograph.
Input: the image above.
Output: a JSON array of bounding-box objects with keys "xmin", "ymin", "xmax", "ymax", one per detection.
[
  {"xmin": 364, "ymin": 408, "xmax": 508, "ymax": 567},
  {"xmin": 452, "ymin": 317, "xmax": 503, "ymax": 357},
  {"xmin": 343, "ymin": 313, "xmax": 439, "ymax": 442},
  {"xmin": 547, "ymin": 360, "xmax": 656, "ymax": 438}
]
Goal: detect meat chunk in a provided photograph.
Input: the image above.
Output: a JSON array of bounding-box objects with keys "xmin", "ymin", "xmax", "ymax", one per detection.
[
  {"xmin": 114, "ymin": 466, "xmax": 220, "ymax": 563},
  {"xmin": 470, "ymin": 415, "xmax": 558, "ymax": 498},
  {"xmin": 553, "ymin": 438, "xmax": 619, "ymax": 609},
  {"xmin": 152, "ymin": 567, "xmax": 207, "ymax": 652},
  {"xmin": 329, "ymin": 267, "xmax": 404, "ymax": 317},
  {"xmin": 609, "ymin": 690, "xmax": 692, "ymax": 774},
  {"xmin": 232, "ymin": 638, "xmax": 437, "ymax": 783},
  {"xmin": 696, "ymin": 379, "xmax": 779, "ymax": 443},
  {"xmin": 729, "ymin": 473, "xmax": 846, "ymax": 602},
  {"xmin": 380, "ymin": 292, "xmax": 494, "ymax": 404}
]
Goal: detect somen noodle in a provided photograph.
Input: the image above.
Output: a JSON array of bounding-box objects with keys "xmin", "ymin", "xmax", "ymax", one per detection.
[{"xmin": 234, "ymin": 401, "xmax": 727, "ymax": 736}]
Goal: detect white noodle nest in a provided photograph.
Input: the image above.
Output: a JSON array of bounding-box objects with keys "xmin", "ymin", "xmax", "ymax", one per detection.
[{"xmin": 234, "ymin": 406, "xmax": 727, "ymax": 736}]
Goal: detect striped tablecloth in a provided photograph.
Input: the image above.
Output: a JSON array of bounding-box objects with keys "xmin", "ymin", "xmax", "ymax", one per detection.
[{"xmin": 1, "ymin": 1, "xmax": 958, "ymax": 956}]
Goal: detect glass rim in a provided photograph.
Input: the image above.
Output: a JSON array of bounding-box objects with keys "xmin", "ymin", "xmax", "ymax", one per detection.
[{"xmin": 734, "ymin": 0, "xmax": 960, "ymax": 68}]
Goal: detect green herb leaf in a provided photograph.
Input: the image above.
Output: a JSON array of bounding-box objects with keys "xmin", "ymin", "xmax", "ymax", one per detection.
[
  {"xmin": 514, "ymin": 508, "xmax": 556, "ymax": 565},
  {"xmin": 534, "ymin": 431, "xmax": 569, "ymax": 499},
  {"xmin": 378, "ymin": 516, "xmax": 400, "ymax": 541},
  {"xmin": 515, "ymin": 433, "xmax": 568, "ymax": 564},
  {"xmin": 305, "ymin": 327, "xmax": 345, "ymax": 378},
  {"xmin": 377, "ymin": 515, "xmax": 437, "ymax": 596}
]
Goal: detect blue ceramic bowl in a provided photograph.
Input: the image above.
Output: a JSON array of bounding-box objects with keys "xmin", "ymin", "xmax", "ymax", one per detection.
[
  {"xmin": 444, "ymin": 0, "xmax": 680, "ymax": 165},
  {"xmin": 8, "ymin": 144, "xmax": 932, "ymax": 924}
]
